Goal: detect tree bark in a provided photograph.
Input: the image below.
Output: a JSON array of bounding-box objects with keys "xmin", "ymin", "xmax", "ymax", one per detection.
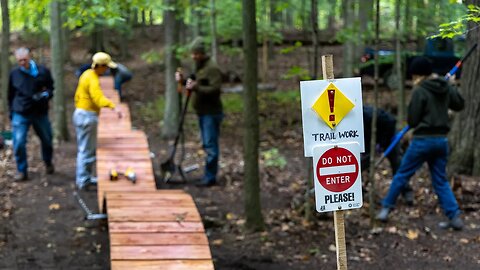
[
  {"xmin": 191, "ymin": 0, "xmax": 201, "ymax": 37},
  {"xmin": 395, "ymin": 0, "xmax": 406, "ymax": 127},
  {"xmin": 327, "ymin": 0, "xmax": 337, "ymax": 32},
  {"xmin": 448, "ymin": 0, "xmax": 480, "ymax": 176},
  {"xmin": 210, "ymin": 0, "xmax": 218, "ymax": 61},
  {"xmin": 162, "ymin": 0, "xmax": 181, "ymax": 139},
  {"xmin": 368, "ymin": 0, "xmax": 380, "ymax": 226},
  {"xmin": 50, "ymin": 0, "xmax": 69, "ymax": 141},
  {"xmin": 0, "ymin": 0, "xmax": 9, "ymax": 131},
  {"xmin": 242, "ymin": 0, "xmax": 264, "ymax": 232},
  {"xmin": 342, "ymin": 0, "xmax": 355, "ymax": 77},
  {"xmin": 311, "ymin": 0, "xmax": 319, "ymax": 79}
]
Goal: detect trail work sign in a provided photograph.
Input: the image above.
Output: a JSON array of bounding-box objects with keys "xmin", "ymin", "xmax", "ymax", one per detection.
[
  {"xmin": 300, "ymin": 78, "xmax": 364, "ymax": 157},
  {"xmin": 313, "ymin": 142, "xmax": 363, "ymax": 212}
]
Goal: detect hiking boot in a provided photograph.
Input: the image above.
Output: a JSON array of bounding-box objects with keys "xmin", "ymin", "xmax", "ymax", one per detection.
[
  {"xmin": 13, "ymin": 172, "xmax": 28, "ymax": 182},
  {"xmin": 439, "ymin": 215, "xmax": 464, "ymax": 231},
  {"xmin": 402, "ymin": 190, "xmax": 414, "ymax": 206},
  {"xmin": 46, "ymin": 163, "xmax": 55, "ymax": 174},
  {"xmin": 376, "ymin": 207, "xmax": 391, "ymax": 222}
]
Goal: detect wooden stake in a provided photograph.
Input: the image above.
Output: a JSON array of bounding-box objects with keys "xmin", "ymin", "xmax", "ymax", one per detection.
[{"xmin": 321, "ymin": 54, "xmax": 348, "ymax": 270}]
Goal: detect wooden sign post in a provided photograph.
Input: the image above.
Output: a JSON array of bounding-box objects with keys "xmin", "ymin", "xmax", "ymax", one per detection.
[{"xmin": 322, "ymin": 55, "xmax": 348, "ymax": 270}]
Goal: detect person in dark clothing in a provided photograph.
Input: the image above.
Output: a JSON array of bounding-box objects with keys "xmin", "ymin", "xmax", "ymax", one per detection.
[
  {"xmin": 362, "ymin": 106, "xmax": 414, "ymax": 205},
  {"xmin": 8, "ymin": 47, "xmax": 55, "ymax": 181},
  {"xmin": 175, "ymin": 37, "xmax": 223, "ymax": 187},
  {"xmin": 376, "ymin": 57, "xmax": 465, "ymax": 230}
]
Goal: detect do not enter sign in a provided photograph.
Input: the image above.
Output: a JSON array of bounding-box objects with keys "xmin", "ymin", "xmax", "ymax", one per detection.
[
  {"xmin": 317, "ymin": 147, "xmax": 359, "ymax": 192},
  {"xmin": 312, "ymin": 142, "xmax": 363, "ymax": 212}
]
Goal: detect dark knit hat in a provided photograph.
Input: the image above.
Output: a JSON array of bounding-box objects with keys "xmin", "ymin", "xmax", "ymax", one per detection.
[
  {"xmin": 409, "ymin": 56, "xmax": 433, "ymax": 76},
  {"xmin": 190, "ymin": 37, "xmax": 206, "ymax": 54}
]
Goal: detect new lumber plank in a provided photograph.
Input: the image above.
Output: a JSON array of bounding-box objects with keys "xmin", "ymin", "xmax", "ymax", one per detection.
[
  {"xmin": 107, "ymin": 207, "xmax": 201, "ymax": 222},
  {"xmin": 108, "ymin": 222, "xmax": 205, "ymax": 233},
  {"xmin": 111, "ymin": 260, "xmax": 214, "ymax": 270},
  {"xmin": 109, "ymin": 232, "xmax": 208, "ymax": 246},
  {"xmin": 110, "ymin": 245, "xmax": 212, "ymax": 260}
]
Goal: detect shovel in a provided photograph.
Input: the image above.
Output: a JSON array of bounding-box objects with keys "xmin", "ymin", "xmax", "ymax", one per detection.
[{"xmin": 160, "ymin": 85, "xmax": 193, "ymax": 183}]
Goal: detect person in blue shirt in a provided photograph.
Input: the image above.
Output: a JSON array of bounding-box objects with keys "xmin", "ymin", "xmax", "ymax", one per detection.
[{"xmin": 8, "ymin": 47, "xmax": 55, "ymax": 181}]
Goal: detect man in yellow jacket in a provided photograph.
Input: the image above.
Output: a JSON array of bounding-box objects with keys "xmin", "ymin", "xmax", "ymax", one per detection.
[{"xmin": 73, "ymin": 52, "xmax": 121, "ymax": 190}]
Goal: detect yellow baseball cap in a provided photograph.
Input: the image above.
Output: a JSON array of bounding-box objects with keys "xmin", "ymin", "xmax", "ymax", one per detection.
[{"xmin": 91, "ymin": 52, "xmax": 117, "ymax": 69}]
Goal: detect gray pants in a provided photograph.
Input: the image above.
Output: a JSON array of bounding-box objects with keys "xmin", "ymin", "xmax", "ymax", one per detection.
[{"xmin": 73, "ymin": 109, "xmax": 98, "ymax": 188}]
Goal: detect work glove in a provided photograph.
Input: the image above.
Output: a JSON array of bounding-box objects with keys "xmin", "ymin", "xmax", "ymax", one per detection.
[{"xmin": 32, "ymin": 91, "xmax": 50, "ymax": 101}]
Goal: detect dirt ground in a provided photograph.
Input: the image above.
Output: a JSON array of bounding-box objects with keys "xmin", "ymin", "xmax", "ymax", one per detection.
[{"xmin": 1, "ymin": 29, "xmax": 480, "ymax": 270}]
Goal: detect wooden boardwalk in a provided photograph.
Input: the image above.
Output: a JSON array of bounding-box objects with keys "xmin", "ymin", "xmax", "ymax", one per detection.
[{"xmin": 97, "ymin": 77, "xmax": 214, "ymax": 270}]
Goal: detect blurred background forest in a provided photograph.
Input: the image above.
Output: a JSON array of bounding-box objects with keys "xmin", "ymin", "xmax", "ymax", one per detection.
[{"xmin": 1, "ymin": 0, "xmax": 480, "ymax": 270}]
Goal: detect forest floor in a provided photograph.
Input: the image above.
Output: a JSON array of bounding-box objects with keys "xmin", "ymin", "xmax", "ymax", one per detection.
[{"xmin": 1, "ymin": 31, "xmax": 480, "ymax": 270}]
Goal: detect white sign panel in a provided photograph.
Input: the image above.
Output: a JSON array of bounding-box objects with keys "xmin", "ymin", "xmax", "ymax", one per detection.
[
  {"xmin": 313, "ymin": 142, "xmax": 363, "ymax": 212},
  {"xmin": 300, "ymin": 78, "xmax": 364, "ymax": 157}
]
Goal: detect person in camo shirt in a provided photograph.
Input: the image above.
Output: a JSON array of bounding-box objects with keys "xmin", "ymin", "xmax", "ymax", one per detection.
[{"xmin": 175, "ymin": 37, "xmax": 223, "ymax": 187}]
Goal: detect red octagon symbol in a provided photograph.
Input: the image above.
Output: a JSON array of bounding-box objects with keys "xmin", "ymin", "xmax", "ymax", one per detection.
[{"xmin": 316, "ymin": 147, "xmax": 359, "ymax": 192}]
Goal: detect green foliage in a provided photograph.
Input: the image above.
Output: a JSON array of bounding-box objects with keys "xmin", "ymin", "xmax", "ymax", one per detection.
[
  {"xmin": 261, "ymin": 148, "xmax": 287, "ymax": 169},
  {"xmin": 282, "ymin": 66, "xmax": 311, "ymax": 81},
  {"xmin": 434, "ymin": 4, "xmax": 478, "ymax": 39},
  {"xmin": 141, "ymin": 49, "xmax": 164, "ymax": 65},
  {"xmin": 222, "ymin": 93, "xmax": 243, "ymax": 114},
  {"xmin": 279, "ymin": 41, "xmax": 302, "ymax": 54},
  {"xmin": 138, "ymin": 96, "xmax": 165, "ymax": 122}
]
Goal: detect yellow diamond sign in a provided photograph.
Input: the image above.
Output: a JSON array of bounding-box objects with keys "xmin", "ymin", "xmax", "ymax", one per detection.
[{"xmin": 311, "ymin": 82, "xmax": 355, "ymax": 129}]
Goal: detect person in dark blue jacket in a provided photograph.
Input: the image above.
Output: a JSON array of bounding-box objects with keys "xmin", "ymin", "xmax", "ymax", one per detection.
[{"xmin": 8, "ymin": 47, "xmax": 55, "ymax": 181}]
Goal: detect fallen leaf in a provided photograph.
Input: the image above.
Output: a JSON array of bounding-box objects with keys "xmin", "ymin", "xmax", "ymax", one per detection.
[
  {"xmin": 48, "ymin": 203, "xmax": 60, "ymax": 210},
  {"xmin": 75, "ymin": 227, "xmax": 86, "ymax": 233},
  {"xmin": 226, "ymin": 213, "xmax": 236, "ymax": 220},
  {"xmin": 329, "ymin": 244, "xmax": 336, "ymax": 252},
  {"xmin": 406, "ymin": 229, "xmax": 419, "ymax": 240},
  {"xmin": 460, "ymin": 238, "xmax": 469, "ymax": 244},
  {"xmin": 212, "ymin": 239, "xmax": 223, "ymax": 246}
]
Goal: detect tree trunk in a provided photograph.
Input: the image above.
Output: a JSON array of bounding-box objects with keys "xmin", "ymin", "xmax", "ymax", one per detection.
[
  {"xmin": 191, "ymin": 0, "xmax": 201, "ymax": 37},
  {"xmin": 358, "ymin": 0, "xmax": 373, "ymax": 55},
  {"xmin": 161, "ymin": 0, "xmax": 181, "ymax": 139},
  {"xmin": 311, "ymin": 0, "xmax": 319, "ymax": 79},
  {"xmin": 415, "ymin": 0, "xmax": 427, "ymax": 50},
  {"xmin": 395, "ymin": 0, "xmax": 405, "ymax": 127},
  {"xmin": 327, "ymin": 0, "xmax": 337, "ymax": 32},
  {"xmin": 60, "ymin": 1, "xmax": 70, "ymax": 64},
  {"xmin": 368, "ymin": 0, "xmax": 380, "ymax": 226},
  {"xmin": 242, "ymin": 0, "xmax": 264, "ymax": 232},
  {"xmin": 448, "ymin": 0, "xmax": 480, "ymax": 176},
  {"xmin": 50, "ymin": 0, "xmax": 69, "ymax": 141},
  {"xmin": 149, "ymin": 10, "xmax": 154, "ymax": 25},
  {"xmin": 0, "ymin": 0, "xmax": 10, "ymax": 131},
  {"xmin": 342, "ymin": 0, "xmax": 355, "ymax": 77},
  {"xmin": 210, "ymin": 0, "xmax": 218, "ymax": 61}
]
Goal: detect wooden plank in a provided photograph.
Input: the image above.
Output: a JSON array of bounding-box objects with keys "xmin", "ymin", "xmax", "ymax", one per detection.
[
  {"xmin": 111, "ymin": 260, "xmax": 214, "ymax": 270},
  {"xmin": 108, "ymin": 222, "xmax": 205, "ymax": 233},
  {"xmin": 97, "ymin": 161, "xmax": 153, "ymax": 169},
  {"xmin": 108, "ymin": 198, "xmax": 195, "ymax": 208},
  {"xmin": 107, "ymin": 207, "xmax": 201, "ymax": 222},
  {"xmin": 110, "ymin": 232, "xmax": 208, "ymax": 246},
  {"xmin": 106, "ymin": 192, "xmax": 192, "ymax": 201},
  {"xmin": 110, "ymin": 245, "xmax": 212, "ymax": 260}
]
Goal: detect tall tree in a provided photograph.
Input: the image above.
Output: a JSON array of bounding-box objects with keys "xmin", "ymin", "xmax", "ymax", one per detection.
[
  {"xmin": 448, "ymin": 0, "xmax": 480, "ymax": 176},
  {"xmin": 0, "ymin": 0, "xmax": 10, "ymax": 131},
  {"xmin": 395, "ymin": 0, "xmax": 406, "ymax": 127},
  {"xmin": 50, "ymin": 0, "xmax": 69, "ymax": 141},
  {"xmin": 327, "ymin": 0, "xmax": 337, "ymax": 32},
  {"xmin": 311, "ymin": 0, "xmax": 319, "ymax": 79},
  {"xmin": 368, "ymin": 0, "xmax": 380, "ymax": 226},
  {"xmin": 242, "ymin": 0, "xmax": 264, "ymax": 232},
  {"xmin": 162, "ymin": 0, "xmax": 181, "ymax": 139},
  {"xmin": 342, "ymin": 0, "xmax": 355, "ymax": 77},
  {"xmin": 209, "ymin": 0, "xmax": 218, "ymax": 61}
]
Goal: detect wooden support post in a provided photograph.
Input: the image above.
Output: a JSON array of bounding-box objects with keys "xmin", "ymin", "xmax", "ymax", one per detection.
[{"xmin": 321, "ymin": 54, "xmax": 348, "ymax": 270}]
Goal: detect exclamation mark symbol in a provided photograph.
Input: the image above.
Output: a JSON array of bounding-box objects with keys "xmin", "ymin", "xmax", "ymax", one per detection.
[{"xmin": 328, "ymin": 89, "xmax": 335, "ymax": 126}]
